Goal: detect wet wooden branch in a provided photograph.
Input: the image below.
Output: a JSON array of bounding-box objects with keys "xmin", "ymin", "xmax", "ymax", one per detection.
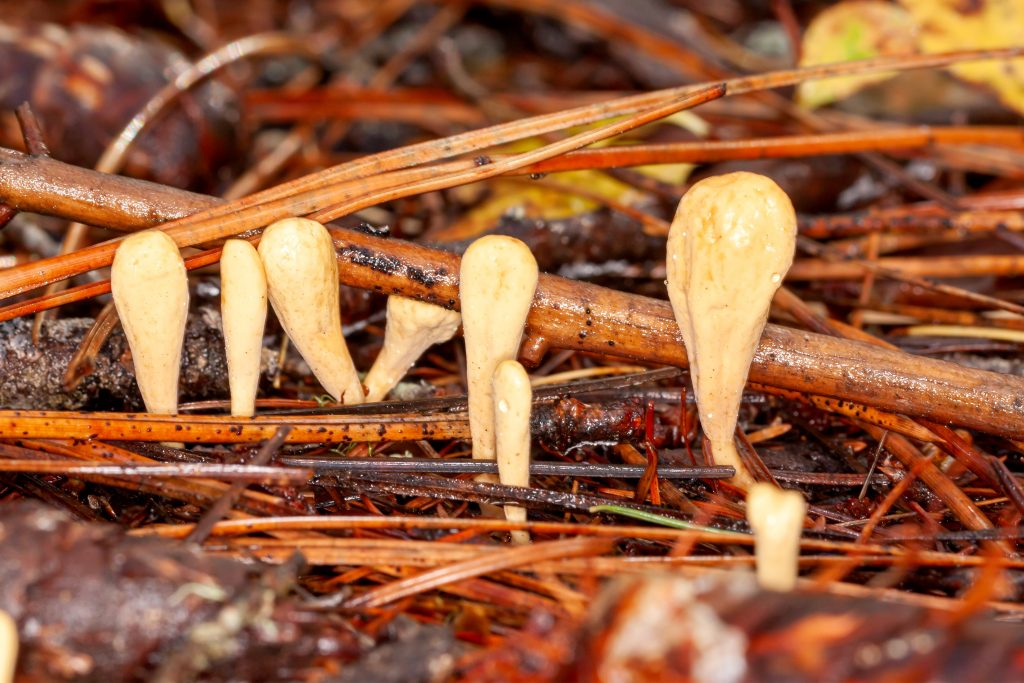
[
  {"xmin": 3, "ymin": 150, "xmax": 1024, "ymax": 439},
  {"xmin": 0, "ymin": 148, "xmax": 215, "ymax": 230}
]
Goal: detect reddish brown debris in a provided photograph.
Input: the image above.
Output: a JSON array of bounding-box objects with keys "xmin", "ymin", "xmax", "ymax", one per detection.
[
  {"xmin": 461, "ymin": 573, "xmax": 1024, "ymax": 683},
  {"xmin": 0, "ymin": 22, "xmax": 238, "ymax": 190}
]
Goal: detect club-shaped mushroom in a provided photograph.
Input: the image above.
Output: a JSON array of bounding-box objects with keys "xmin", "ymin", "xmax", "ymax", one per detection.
[
  {"xmin": 0, "ymin": 609, "xmax": 16, "ymax": 683},
  {"xmin": 363, "ymin": 296, "xmax": 461, "ymax": 402},
  {"xmin": 493, "ymin": 359, "xmax": 532, "ymax": 544},
  {"xmin": 459, "ymin": 235, "xmax": 538, "ymax": 461},
  {"xmin": 111, "ymin": 229, "xmax": 189, "ymax": 414},
  {"xmin": 746, "ymin": 483, "xmax": 807, "ymax": 591},
  {"xmin": 258, "ymin": 217, "xmax": 364, "ymax": 404},
  {"xmin": 666, "ymin": 171, "xmax": 797, "ymax": 488},
  {"xmin": 220, "ymin": 239, "xmax": 267, "ymax": 417}
]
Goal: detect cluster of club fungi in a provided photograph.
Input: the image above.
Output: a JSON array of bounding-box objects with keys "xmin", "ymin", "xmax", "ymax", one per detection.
[{"xmin": 111, "ymin": 171, "xmax": 804, "ymax": 586}]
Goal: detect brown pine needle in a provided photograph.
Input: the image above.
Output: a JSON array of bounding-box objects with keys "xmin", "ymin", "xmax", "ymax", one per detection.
[{"xmin": 343, "ymin": 537, "xmax": 613, "ymax": 608}]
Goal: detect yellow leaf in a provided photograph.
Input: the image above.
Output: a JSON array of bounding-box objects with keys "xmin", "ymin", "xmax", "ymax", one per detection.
[
  {"xmin": 436, "ymin": 171, "xmax": 642, "ymax": 241},
  {"xmin": 437, "ymin": 112, "xmax": 711, "ymax": 241},
  {"xmin": 797, "ymin": 1, "xmax": 918, "ymax": 109},
  {"xmin": 900, "ymin": 0, "xmax": 1024, "ymax": 115}
]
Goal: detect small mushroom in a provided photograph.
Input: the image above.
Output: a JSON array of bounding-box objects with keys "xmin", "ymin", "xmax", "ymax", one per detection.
[
  {"xmin": 493, "ymin": 359, "xmax": 532, "ymax": 544},
  {"xmin": 363, "ymin": 296, "xmax": 461, "ymax": 402},
  {"xmin": 0, "ymin": 609, "xmax": 16, "ymax": 683},
  {"xmin": 111, "ymin": 229, "xmax": 189, "ymax": 414},
  {"xmin": 220, "ymin": 239, "xmax": 267, "ymax": 417},
  {"xmin": 459, "ymin": 235, "xmax": 538, "ymax": 461},
  {"xmin": 746, "ymin": 483, "xmax": 807, "ymax": 592},
  {"xmin": 258, "ymin": 217, "xmax": 363, "ymax": 404},
  {"xmin": 666, "ymin": 171, "xmax": 797, "ymax": 488}
]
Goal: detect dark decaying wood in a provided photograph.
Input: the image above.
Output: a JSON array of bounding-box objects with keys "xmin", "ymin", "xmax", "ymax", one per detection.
[
  {"xmin": 0, "ymin": 306, "xmax": 276, "ymax": 411},
  {"xmin": 0, "ymin": 502, "xmax": 372, "ymax": 683},
  {"xmin": 568, "ymin": 573, "xmax": 1024, "ymax": 683},
  {"xmin": 459, "ymin": 573, "xmax": 1024, "ymax": 682}
]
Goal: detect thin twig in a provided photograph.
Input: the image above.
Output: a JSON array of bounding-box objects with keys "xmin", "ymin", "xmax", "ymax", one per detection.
[
  {"xmin": 186, "ymin": 426, "xmax": 292, "ymax": 544},
  {"xmin": 280, "ymin": 456, "xmax": 734, "ymax": 479}
]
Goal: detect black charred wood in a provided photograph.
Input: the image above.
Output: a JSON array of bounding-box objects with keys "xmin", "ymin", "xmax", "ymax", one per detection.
[{"xmin": 0, "ymin": 306, "xmax": 277, "ymax": 411}]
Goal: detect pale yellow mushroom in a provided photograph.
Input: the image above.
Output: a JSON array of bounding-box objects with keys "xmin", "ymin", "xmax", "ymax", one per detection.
[
  {"xmin": 258, "ymin": 217, "xmax": 364, "ymax": 404},
  {"xmin": 459, "ymin": 235, "xmax": 538, "ymax": 461},
  {"xmin": 746, "ymin": 483, "xmax": 807, "ymax": 592},
  {"xmin": 111, "ymin": 230, "xmax": 189, "ymax": 414},
  {"xmin": 0, "ymin": 609, "xmax": 16, "ymax": 683},
  {"xmin": 363, "ymin": 296, "xmax": 461, "ymax": 402},
  {"xmin": 220, "ymin": 239, "xmax": 267, "ymax": 417},
  {"xmin": 666, "ymin": 172, "xmax": 797, "ymax": 489},
  {"xmin": 493, "ymin": 359, "xmax": 532, "ymax": 544}
]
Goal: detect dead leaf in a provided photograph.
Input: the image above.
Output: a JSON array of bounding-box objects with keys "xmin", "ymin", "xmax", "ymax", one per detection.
[
  {"xmin": 438, "ymin": 112, "xmax": 709, "ymax": 241},
  {"xmin": 438, "ymin": 171, "xmax": 642, "ymax": 241},
  {"xmin": 900, "ymin": 0, "xmax": 1024, "ymax": 115},
  {"xmin": 798, "ymin": 1, "xmax": 918, "ymax": 109}
]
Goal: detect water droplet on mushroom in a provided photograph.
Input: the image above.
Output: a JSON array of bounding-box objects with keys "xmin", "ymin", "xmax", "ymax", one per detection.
[
  {"xmin": 770, "ymin": 273, "xmax": 781, "ymax": 283},
  {"xmin": 498, "ymin": 399, "xmax": 510, "ymax": 413}
]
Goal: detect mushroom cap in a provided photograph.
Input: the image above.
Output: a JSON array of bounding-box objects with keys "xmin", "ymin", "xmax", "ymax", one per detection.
[
  {"xmin": 221, "ymin": 239, "xmax": 267, "ymax": 417},
  {"xmin": 668, "ymin": 171, "xmax": 796, "ymax": 323},
  {"xmin": 746, "ymin": 483, "xmax": 807, "ymax": 533},
  {"xmin": 110, "ymin": 229, "xmax": 189, "ymax": 415},
  {"xmin": 666, "ymin": 172, "xmax": 796, "ymax": 487},
  {"xmin": 385, "ymin": 296, "xmax": 461, "ymax": 344},
  {"xmin": 459, "ymin": 235, "xmax": 539, "ymax": 460},
  {"xmin": 746, "ymin": 482, "xmax": 807, "ymax": 591},
  {"xmin": 363, "ymin": 296, "xmax": 461, "ymax": 402},
  {"xmin": 493, "ymin": 358, "xmax": 532, "ymax": 489},
  {"xmin": 258, "ymin": 217, "xmax": 363, "ymax": 403}
]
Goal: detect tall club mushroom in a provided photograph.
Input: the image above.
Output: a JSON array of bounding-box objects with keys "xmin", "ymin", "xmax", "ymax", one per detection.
[
  {"xmin": 111, "ymin": 230, "xmax": 189, "ymax": 414},
  {"xmin": 746, "ymin": 483, "xmax": 807, "ymax": 591},
  {"xmin": 459, "ymin": 235, "xmax": 539, "ymax": 462},
  {"xmin": 220, "ymin": 239, "xmax": 267, "ymax": 417},
  {"xmin": 0, "ymin": 609, "xmax": 16, "ymax": 683},
  {"xmin": 363, "ymin": 296, "xmax": 461, "ymax": 402},
  {"xmin": 666, "ymin": 172, "xmax": 797, "ymax": 488},
  {"xmin": 257, "ymin": 217, "xmax": 364, "ymax": 404},
  {"xmin": 493, "ymin": 359, "xmax": 532, "ymax": 544}
]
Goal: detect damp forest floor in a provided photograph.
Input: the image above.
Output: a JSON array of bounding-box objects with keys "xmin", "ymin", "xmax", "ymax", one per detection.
[{"xmin": 1, "ymin": 2, "xmax": 1024, "ymax": 681}]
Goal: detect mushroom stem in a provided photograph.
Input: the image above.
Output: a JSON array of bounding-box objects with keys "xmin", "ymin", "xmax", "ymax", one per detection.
[
  {"xmin": 363, "ymin": 296, "xmax": 461, "ymax": 402},
  {"xmin": 258, "ymin": 217, "xmax": 363, "ymax": 404},
  {"xmin": 493, "ymin": 359, "xmax": 532, "ymax": 544},
  {"xmin": 110, "ymin": 230, "xmax": 189, "ymax": 414},
  {"xmin": 746, "ymin": 483, "xmax": 807, "ymax": 592},
  {"xmin": 459, "ymin": 236, "xmax": 538, "ymax": 461},
  {"xmin": 666, "ymin": 172, "xmax": 797, "ymax": 489},
  {"xmin": 220, "ymin": 239, "xmax": 267, "ymax": 417},
  {"xmin": 0, "ymin": 610, "xmax": 16, "ymax": 683}
]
